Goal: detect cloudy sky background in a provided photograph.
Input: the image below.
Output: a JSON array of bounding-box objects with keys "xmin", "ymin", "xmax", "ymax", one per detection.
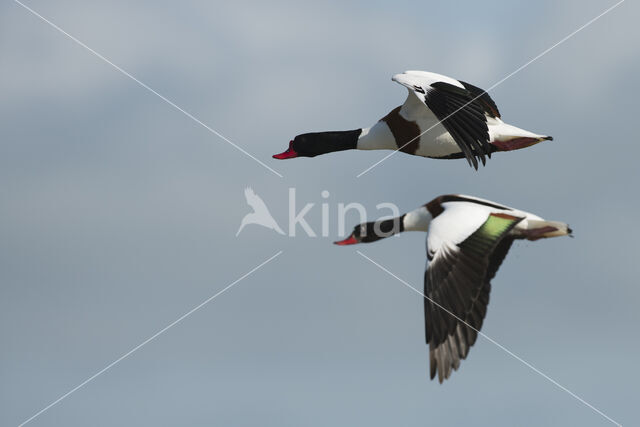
[{"xmin": 1, "ymin": 0, "xmax": 639, "ymax": 425}]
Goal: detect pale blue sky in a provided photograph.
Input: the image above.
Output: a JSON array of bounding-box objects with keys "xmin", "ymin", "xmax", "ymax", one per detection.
[{"xmin": 1, "ymin": 1, "xmax": 638, "ymax": 426}]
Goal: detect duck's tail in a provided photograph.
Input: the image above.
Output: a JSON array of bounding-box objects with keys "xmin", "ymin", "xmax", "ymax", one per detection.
[
  {"xmin": 517, "ymin": 219, "xmax": 572, "ymax": 241},
  {"xmin": 489, "ymin": 121, "xmax": 552, "ymax": 152}
]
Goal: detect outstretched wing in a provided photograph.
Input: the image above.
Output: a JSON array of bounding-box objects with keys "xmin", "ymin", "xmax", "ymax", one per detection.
[
  {"xmin": 458, "ymin": 80, "xmax": 501, "ymax": 119},
  {"xmin": 424, "ymin": 212, "xmax": 523, "ymax": 382},
  {"xmin": 392, "ymin": 71, "xmax": 501, "ymax": 169}
]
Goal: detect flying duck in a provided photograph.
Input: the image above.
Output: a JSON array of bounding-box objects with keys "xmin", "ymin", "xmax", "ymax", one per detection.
[
  {"xmin": 335, "ymin": 194, "xmax": 571, "ymax": 382},
  {"xmin": 273, "ymin": 71, "xmax": 552, "ymax": 169}
]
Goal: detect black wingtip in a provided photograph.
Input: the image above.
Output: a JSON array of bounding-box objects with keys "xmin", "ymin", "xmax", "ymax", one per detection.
[{"xmin": 465, "ymin": 156, "xmax": 477, "ymax": 170}]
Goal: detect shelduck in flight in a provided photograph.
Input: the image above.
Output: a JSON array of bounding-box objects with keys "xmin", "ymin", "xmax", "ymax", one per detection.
[
  {"xmin": 273, "ymin": 71, "xmax": 552, "ymax": 169},
  {"xmin": 335, "ymin": 194, "xmax": 571, "ymax": 382}
]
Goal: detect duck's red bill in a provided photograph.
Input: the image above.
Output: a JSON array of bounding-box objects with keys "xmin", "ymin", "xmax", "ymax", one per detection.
[
  {"xmin": 334, "ymin": 235, "xmax": 358, "ymax": 245},
  {"xmin": 273, "ymin": 141, "xmax": 298, "ymax": 159}
]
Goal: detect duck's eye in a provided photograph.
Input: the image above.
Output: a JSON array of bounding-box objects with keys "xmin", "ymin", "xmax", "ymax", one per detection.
[{"xmin": 413, "ymin": 85, "xmax": 425, "ymax": 94}]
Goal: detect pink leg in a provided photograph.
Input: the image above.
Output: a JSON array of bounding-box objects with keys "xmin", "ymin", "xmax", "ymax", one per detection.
[
  {"xmin": 492, "ymin": 137, "xmax": 543, "ymax": 151},
  {"xmin": 520, "ymin": 226, "xmax": 558, "ymax": 241}
]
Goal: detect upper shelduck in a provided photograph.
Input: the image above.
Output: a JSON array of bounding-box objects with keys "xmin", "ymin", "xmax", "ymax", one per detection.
[{"xmin": 273, "ymin": 71, "xmax": 552, "ymax": 170}]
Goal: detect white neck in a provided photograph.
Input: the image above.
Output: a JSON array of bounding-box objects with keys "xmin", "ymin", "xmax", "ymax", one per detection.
[
  {"xmin": 402, "ymin": 206, "xmax": 432, "ymax": 232},
  {"xmin": 356, "ymin": 121, "xmax": 396, "ymax": 151}
]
